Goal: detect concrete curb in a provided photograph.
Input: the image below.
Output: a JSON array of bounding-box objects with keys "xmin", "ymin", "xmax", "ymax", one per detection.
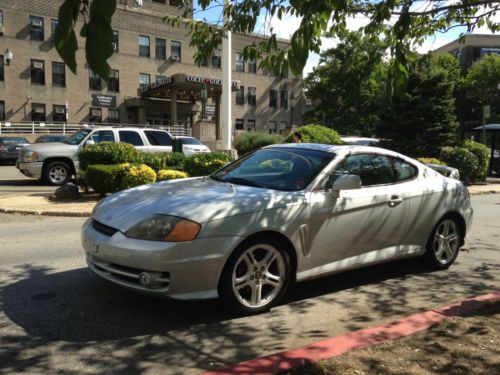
[
  {"xmin": 203, "ymin": 292, "xmax": 500, "ymax": 375},
  {"xmin": 0, "ymin": 208, "xmax": 90, "ymax": 217}
]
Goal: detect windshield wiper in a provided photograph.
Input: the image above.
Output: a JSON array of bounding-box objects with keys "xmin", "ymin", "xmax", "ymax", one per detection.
[{"xmin": 224, "ymin": 177, "xmax": 265, "ymax": 188}]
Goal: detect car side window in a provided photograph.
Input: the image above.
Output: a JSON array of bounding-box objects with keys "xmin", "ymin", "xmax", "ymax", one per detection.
[
  {"xmin": 392, "ymin": 158, "xmax": 418, "ymax": 182},
  {"xmin": 144, "ymin": 131, "xmax": 173, "ymax": 146},
  {"xmin": 119, "ymin": 131, "xmax": 144, "ymax": 146},
  {"xmin": 88, "ymin": 130, "xmax": 115, "ymax": 143},
  {"xmin": 333, "ymin": 154, "xmax": 394, "ymax": 187}
]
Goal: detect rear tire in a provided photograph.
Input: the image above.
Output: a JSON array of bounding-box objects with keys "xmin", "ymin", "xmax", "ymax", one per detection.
[
  {"xmin": 44, "ymin": 161, "xmax": 72, "ymax": 186},
  {"xmin": 219, "ymin": 236, "xmax": 291, "ymax": 314},
  {"xmin": 424, "ymin": 216, "xmax": 462, "ymax": 270}
]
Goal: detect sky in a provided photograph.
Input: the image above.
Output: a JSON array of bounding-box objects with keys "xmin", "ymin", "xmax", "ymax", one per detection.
[{"xmin": 192, "ymin": 1, "xmax": 497, "ymax": 77}]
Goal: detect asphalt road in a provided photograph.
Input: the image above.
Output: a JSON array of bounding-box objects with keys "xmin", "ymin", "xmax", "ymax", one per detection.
[
  {"xmin": 0, "ymin": 165, "xmax": 56, "ymax": 196},
  {"xmin": 0, "ymin": 195, "xmax": 499, "ymax": 374}
]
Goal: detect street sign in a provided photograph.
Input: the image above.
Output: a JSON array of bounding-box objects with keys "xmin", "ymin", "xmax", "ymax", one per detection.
[{"xmin": 483, "ymin": 105, "xmax": 490, "ymax": 119}]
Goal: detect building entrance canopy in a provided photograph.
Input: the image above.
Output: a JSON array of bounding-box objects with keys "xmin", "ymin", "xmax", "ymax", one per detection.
[{"xmin": 138, "ymin": 73, "xmax": 240, "ymax": 101}]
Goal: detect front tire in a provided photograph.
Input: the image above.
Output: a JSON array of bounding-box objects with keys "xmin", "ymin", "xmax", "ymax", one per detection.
[
  {"xmin": 44, "ymin": 161, "xmax": 71, "ymax": 186},
  {"xmin": 219, "ymin": 236, "xmax": 291, "ymax": 314},
  {"xmin": 425, "ymin": 216, "xmax": 462, "ymax": 270}
]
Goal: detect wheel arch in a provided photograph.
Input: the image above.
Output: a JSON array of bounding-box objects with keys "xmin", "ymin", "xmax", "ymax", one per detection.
[
  {"xmin": 42, "ymin": 157, "xmax": 76, "ymax": 176},
  {"xmin": 437, "ymin": 211, "xmax": 467, "ymax": 247}
]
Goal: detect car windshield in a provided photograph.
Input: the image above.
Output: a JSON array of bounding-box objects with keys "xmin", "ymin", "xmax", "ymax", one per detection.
[
  {"xmin": 212, "ymin": 148, "xmax": 335, "ymax": 191},
  {"xmin": 0, "ymin": 137, "xmax": 29, "ymax": 144},
  {"xmin": 180, "ymin": 137, "xmax": 202, "ymax": 145},
  {"xmin": 63, "ymin": 129, "xmax": 92, "ymax": 145}
]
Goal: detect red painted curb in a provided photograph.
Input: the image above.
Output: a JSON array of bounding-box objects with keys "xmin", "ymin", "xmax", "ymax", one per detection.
[{"xmin": 203, "ymin": 291, "xmax": 499, "ymax": 375}]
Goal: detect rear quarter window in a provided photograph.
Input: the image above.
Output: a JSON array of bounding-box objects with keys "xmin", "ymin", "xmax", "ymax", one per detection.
[
  {"xmin": 392, "ymin": 158, "xmax": 418, "ymax": 182},
  {"xmin": 145, "ymin": 131, "xmax": 173, "ymax": 146},
  {"xmin": 119, "ymin": 131, "xmax": 144, "ymax": 146}
]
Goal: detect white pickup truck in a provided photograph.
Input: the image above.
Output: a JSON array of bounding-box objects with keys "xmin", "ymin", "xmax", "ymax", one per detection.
[{"xmin": 17, "ymin": 127, "xmax": 175, "ymax": 185}]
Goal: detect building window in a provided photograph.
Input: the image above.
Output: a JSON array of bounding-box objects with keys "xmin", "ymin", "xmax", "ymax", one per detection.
[
  {"xmin": 89, "ymin": 108, "xmax": 102, "ymax": 123},
  {"xmin": 170, "ymin": 0, "xmax": 182, "ymax": 6},
  {"xmin": 108, "ymin": 109, "xmax": 120, "ymax": 123},
  {"xmin": 53, "ymin": 105, "xmax": 66, "ymax": 122},
  {"xmin": 268, "ymin": 121, "xmax": 277, "ymax": 133},
  {"xmin": 171, "ymin": 41, "xmax": 181, "ymax": 61},
  {"xmin": 280, "ymin": 121, "xmax": 287, "ymax": 131},
  {"xmin": 113, "ymin": 30, "xmax": 119, "ymax": 53},
  {"xmin": 52, "ymin": 62, "xmax": 66, "ymax": 87},
  {"xmin": 248, "ymin": 58, "xmax": 257, "ymax": 74},
  {"xmin": 156, "ymin": 38, "xmax": 166, "ymax": 59},
  {"xmin": 235, "ymin": 118, "xmax": 244, "ymax": 130},
  {"xmin": 212, "ymin": 50, "xmax": 221, "ymax": 68},
  {"xmin": 31, "ymin": 60, "xmax": 45, "ymax": 85},
  {"xmin": 248, "ymin": 87, "xmax": 256, "ymax": 106},
  {"xmin": 0, "ymin": 101, "xmax": 5, "ymax": 121},
  {"xmin": 236, "ymin": 86, "xmax": 245, "ymax": 105},
  {"xmin": 236, "ymin": 52, "xmax": 245, "ymax": 72},
  {"xmin": 31, "ymin": 103, "xmax": 46, "ymax": 122},
  {"xmin": 51, "ymin": 19, "xmax": 58, "ymax": 42},
  {"xmin": 0, "ymin": 11, "xmax": 3, "ymax": 31},
  {"xmin": 156, "ymin": 75, "xmax": 167, "ymax": 83},
  {"xmin": 247, "ymin": 119, "xmax": 256, "ymax": 131},
  {"xmin": 139, "ymin": 35, "xmax": 150, "ymax": 57},
  {"xmin": 269, "ymin": 89, "xmax": 278, "ymax": 108},
  {"xmin": 139, "ymin": 73, "xmax": 150, "ymax": 88},
  {"xmin": 153, "ymin": 0, "xmax": 167, "ymax": 3},
  {"xmin": 0, "ymin": 55, "xmax": 4, "ymax": 82},
  {"xmin": 108, "ymin": 70, "xmax": 119, "ymax": 92},
  {"xmin": 88, "ymin": 68, "xmax": 102, "ymax": 90},
  {"xmin": 280, "ymin": 90, "xmax": 288, "ymax": 109},
  {"xmin": 30, "ymin": 16, "xmax": 44, "ymax": 41}
]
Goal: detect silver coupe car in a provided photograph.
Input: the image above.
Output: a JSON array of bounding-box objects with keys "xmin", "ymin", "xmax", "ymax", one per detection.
[{"xmin": 82, "ymin": 144, "xmax": 473, "ymax": 314}]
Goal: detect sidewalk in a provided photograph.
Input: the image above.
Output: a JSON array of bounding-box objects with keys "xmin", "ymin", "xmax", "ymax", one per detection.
[{"xmin": 0, "ymin": 178, "xmax": 499, "ymax": 217}]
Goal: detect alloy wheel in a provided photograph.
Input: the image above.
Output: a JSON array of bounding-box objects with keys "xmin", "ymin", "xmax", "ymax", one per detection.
[
  {"xmin": 49, "ymin": 165, "xmax": 68, "ymax": 184},
  {"xmin": 433, "ymin": 219, "xmax": 459, "ymax": 265}
]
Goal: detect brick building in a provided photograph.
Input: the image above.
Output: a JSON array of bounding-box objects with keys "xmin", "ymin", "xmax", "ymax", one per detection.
[{"xmin": 0, "ymin": 0, "xmax": 305, "ymax": 140}]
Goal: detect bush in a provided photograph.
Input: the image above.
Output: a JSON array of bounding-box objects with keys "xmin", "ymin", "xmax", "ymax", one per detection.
[
  {"xmin": 440, "ymin": 147, "xmax": 479, "ymax": 184},
  {"xmin": 139, "ymin": 152, "xmax": 187, "ymax": 172},
  {"xmin": 234, "ymin": 132, "xmax": 284, "ymax": 155},
  {"xmin": 416, "ymin": 157, "xmax": 447, "ymax": 166},
  {"xmin": 184, "ymin": 152, "xmax": 233, "ymax": 177},
  {"xmin": 157, "ymin": 169, "xmax": 189, "ymax": 181},
  {"xmin": 86, "ymin": 163, "xmax": 156, "ymax": 194},
  {"xmin": 79, "ymin": 142, "xmax": 140, "ymax": 171},
  {"xmin": 285, "ymin": 124, "xmax": 342, "ymax": 144},
  {"xmin": 462, "ymin": 140, "xmax": 490, "ymax": 181}
]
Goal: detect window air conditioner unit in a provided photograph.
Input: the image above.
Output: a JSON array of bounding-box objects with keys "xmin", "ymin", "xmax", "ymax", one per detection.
[
  {"xmin": 213, "ymin": 50, "xmax": 222, "ymax": 57},
  {"xmin": 111, "ymin": 71, "xmax": 119, "ymax": 78},
  {"xmin": 32, "ymin": 19, "xmax": 43, "ymax": 27},
  {"xmin": 112, "ymin": 42, "xmax": 118, "ymax": 51},
  {"xmin": 55, "ymin": 107, "xmax": 65, "ymax": 114},
  {"xmin": 33, "ymin": 61, "xmax": 44, "ymax": 69},
  {"xmin": 134, "ymin": 0, "xmax": 143, "ymax": 7},
  {"xmin": 171, "ymin": 55, "xmax": 180, "ymax": 62},
  {"xmin": 34, "ymin": 107, "xmax": 44, "ymax": 113},
  {"xmin": 91, "ymin": 110, "xmax": 101, "ymax": 117}
]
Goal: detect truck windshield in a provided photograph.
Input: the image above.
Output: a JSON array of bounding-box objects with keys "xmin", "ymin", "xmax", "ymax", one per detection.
[{"xmin": 63, "ymin": 129, "xmax": 92, "ymax": 145}]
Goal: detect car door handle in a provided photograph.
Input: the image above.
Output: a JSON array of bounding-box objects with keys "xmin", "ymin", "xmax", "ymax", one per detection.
[{"xmin": 389, "ymin": 195, "xmax": 403, "ymax": 207}]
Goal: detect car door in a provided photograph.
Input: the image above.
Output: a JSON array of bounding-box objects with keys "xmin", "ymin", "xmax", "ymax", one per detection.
[
  {"xmin": 144, "ymin": 130, "xmax": 173, "ymax": 153},
  {"xmin": 77, "ymin": 129, "xmax": 116, "ymax": 162},
  {"xmin": 117, "ymin": 130, "xmax": 148, "ymax": 152},
  {"xmin": 306, "ymin": 153, "xmax": 409, "ymax": 274}
]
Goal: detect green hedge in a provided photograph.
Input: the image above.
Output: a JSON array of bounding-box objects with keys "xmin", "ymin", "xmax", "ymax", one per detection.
[
  {"xmin": 157, "ymin": 169, "xmax": 189, "ymax": 181},
  {"xmin": 78, "ymin": 142, "xmax": 139, "ymax": 171},
  {"xmin": 234, "ymin": 132, "xmax": 284, "ymax": 155},
  {"xmin": 139, "ymin": 152, "xmax": 187, "ymax": 172},
  {"xmin": 285, "ymin": 124, "xmax": 343, "ymax": 144},
  {"xmin": 440, "ymin": 147, "xmax": 479, "ymax": 184},
  {"xmin": 86, "ymin": 164, "xmax": 156, "ymax": 194},
  {"xmin": 462, "ymin": 140, "xmax": 490, "ymax": 181},
  {"xmin": 416, "ymin": 157, "xmax": 447, "ymax": 166},
  {"xmin": 184, "ymin": 152, "xmax": 233, "ymax": 176}
]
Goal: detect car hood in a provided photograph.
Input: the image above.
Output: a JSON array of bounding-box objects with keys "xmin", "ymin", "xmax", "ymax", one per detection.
[
  {"xmin": 93, "ymin": 177, "xmax": 305, "ymax": 232},
  {"xmin": 22, "ymin": 142, "xmax": 77, "ymax": 154}
]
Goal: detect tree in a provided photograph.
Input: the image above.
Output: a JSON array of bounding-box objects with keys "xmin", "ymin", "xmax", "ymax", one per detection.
[
  {"xmin": 377, "ymin": 55, "xmax": 459, "ymax": 157},
  {"xmin": 56, "ymin": 0, "xmax": 500, "ymax": 88},
  {"xmin": 303, "ymin": 31, "xmax": 387, "ymax": 136}
]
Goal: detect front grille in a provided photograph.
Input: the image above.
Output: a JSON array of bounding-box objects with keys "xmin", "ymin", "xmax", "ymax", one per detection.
[
  {"xmin": 89, "ymin": 255, "xmax": 170, "ymax": 291},
  {"xmin": 92, "ymin": 219, "xmax": 119, "ymax": 236}
]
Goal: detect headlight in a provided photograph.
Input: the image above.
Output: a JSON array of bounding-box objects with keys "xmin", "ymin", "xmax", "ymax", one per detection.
[
  {"xmin": 125, "ymin": 215, "xmax": 201, "ymax": 242},
  {"xmin": 22, "ymin": 151, "xmax": 39, "ymax": 162}
]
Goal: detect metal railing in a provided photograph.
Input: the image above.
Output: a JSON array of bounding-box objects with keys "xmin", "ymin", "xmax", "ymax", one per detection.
[{"xmin": 0, "ymin": 121, "xmax": 192, "ymax": 136}]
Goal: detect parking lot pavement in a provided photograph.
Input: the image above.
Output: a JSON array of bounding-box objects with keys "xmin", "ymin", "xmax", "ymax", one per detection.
[{"xmin": 0, "ymin": 165, "xmax": 55, "ymax": 196}]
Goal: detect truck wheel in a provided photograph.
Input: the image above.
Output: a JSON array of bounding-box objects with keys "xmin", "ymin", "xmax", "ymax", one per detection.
[{"xmin": 44, "ymin": 161, "xmax": 71, "ymax": 186}]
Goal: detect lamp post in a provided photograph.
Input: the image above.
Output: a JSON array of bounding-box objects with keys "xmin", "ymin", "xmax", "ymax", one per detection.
[
  {"xmin": 4, "ymin": 49, "xmax": 13, "ymax": 65},
  {"xmin": 290, "ymin": 92, "xmax": 295, "ymax": 128}
]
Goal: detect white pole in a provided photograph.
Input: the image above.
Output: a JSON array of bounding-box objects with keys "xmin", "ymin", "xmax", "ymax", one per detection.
[{"xmin": 221, "ymin": 0, "xmax": 232, "ymax": 150}]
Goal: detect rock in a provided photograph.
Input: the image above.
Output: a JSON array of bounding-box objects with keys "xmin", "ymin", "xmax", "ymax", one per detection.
[{"xmin": 54, "ymin": 182, "xmax": 80, "ymax": 200}]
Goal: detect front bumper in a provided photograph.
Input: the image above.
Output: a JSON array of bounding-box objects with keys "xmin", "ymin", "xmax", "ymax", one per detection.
[
  {"xmin": 17, "ymin": 161, "xmax": 43, "ymax": 179},
  {"xmin": 81, "ymin": 218, "xmax": 242, "ymax": 300}
]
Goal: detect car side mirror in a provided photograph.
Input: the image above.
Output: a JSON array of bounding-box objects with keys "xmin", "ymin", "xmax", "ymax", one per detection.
[
  {"xmin": 85, "ymin": 139, "xmax": 96, "ymax": 147},
  {"xmin": 329, "ymin": 174, "xmax": 361, "ymax": 198}
]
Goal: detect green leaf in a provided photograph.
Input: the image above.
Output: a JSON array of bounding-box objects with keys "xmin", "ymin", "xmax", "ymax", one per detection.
[{"xmin": 55, "ymin": 0, "xmax": 81, "ymax": 74}]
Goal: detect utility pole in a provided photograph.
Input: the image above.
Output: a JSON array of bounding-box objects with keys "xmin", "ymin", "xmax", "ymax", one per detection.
[{"xmin": 221, "ymin": 0, "xmax": 232, "ymax": 151}]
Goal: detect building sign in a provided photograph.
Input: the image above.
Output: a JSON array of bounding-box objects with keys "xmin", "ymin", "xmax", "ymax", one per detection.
[
  {"xmin": 206, "ymin": 105, "xmax": 216, "ymax": 116},
  {"xmin": 185, "ymin": 74, "xmax": 239, "ymax": 88},
  {"xmin": 91, "ymin": 94, "xmax": 117, "ymax": 108},
  {"xmin": 138, "ymin": 76, "xmax": 173, "ymax": 95}
]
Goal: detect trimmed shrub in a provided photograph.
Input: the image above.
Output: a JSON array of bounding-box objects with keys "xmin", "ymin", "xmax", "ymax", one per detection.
[
  {"xmin": 157, "ymin": 169, "xmax": 189, "ymax": 181},
  {"xmin": 78, "ymin": 142, "xmax": 140, "ymax": 171},
  {"xmin": 139, "ymin": 152, "xmax": 187, "ymax": 172},
  {"xmin": 462, "ymin": 140, "xmax": 490, "ymax": 181},
  {"xmin": 184, "ymin": 152, "xmax": 233, "ymax": 177},
  {"xmin": 285, "ymin": 124, "xmax": 343, "ymax": 144},
  {"xmin": 86, "ymin": 163, "xmax": 156, "ymax": 194},
  {"xmin": 234, "ymin": 132, "xmax": 284, "ymax": 156},
  {"xmin": 76, "ymin": 170, "xmax": 89, "ymax": 192},
  {"xmin": 416, "ymin": 157, "xmax": 447, "ymax": 166},
  {"xmin": 440, "ymin": 147, "xmax": 479, "ymax": 184}
]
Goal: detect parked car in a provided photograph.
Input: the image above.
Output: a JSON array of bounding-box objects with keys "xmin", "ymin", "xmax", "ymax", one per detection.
[
  {"xmin": 0, "ymin": 136, "xmax": 30, "ymax": 164},
  {"xmin": 341, "ymin": 136, "xmax": 380, "ymax": 146},
  {"xmin": 17, "ymin": 127, "xmax": 174, "ymax": 185},
  {"xmin": 425, "ymin": 164, "xmax": 460, "ymax": 180},
  {"xmin": 34, "ymin": 134, "xmax": 68, "ymax": 143},
  {"xmin": 176, "ymin": 136, "xmax": 211, "ymax": 156},
  {"xmin": 82, "ymin": 144, "xmax": 473, "ymax": 314}
]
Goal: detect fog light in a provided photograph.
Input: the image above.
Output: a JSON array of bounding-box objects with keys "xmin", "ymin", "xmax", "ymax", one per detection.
[{"xmin": 139, "ymin": 272, "xmax": 152, "ymax": 286}]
